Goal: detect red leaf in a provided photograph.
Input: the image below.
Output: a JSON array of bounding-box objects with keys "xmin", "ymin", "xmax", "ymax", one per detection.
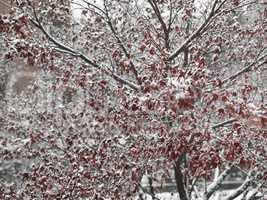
[
  {"xmin": 175, "ymin": 26, "xmax": 180, "ymax": 33},
  {"xmin": 159, "ymin": 79, "xmax": 166, "ymax": 87},
  {"xmin": 149, "ymin": 47, "xmax": 156, "ymax": 55},
  {"xmin": 195, "ymin": 57, "xmax": 205, "ymax": 68},
  {"xmin": 139, "ymin": 44, "xmax": 146, "ymax": 52},
  {"xmin": 178, "ymin": 98, "xmax": 194, "ymax": 109},
  {"xmin": 218, "ymin": 108, "xmax": 224, "ymax": 115},
  {"xmin": 233, "ymin": 122, "xmax": 241, "ymax": 130},
  {"xmin": 131, "ymin": 103, "xmax": 139, "ymax": 111},
  {"xmin": 233, "ymin": 0, "xmax": 240, "ymax": 6},
  {"xmin": 221, "ymin": 95, "xmax": 229, "ymax": 102}
]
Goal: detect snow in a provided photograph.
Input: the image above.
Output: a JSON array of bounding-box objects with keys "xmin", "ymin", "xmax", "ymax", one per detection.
[
  {"xmin": 72, "ymin": 0, "xmax": 103, "ymax": 20},
  {"xmin": 71, "ymin": 0, "xmax": 211, "ymax": 19},
  {"xmin": 134, "ymin": 190, "xmax": 265, "ymax": 200},
  {"xmin": 136, "ymin": 192, "xmax": 179, "ymax": 200}
]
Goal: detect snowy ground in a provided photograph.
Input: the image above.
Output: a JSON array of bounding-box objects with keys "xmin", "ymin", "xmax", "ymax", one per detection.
[{"xmin": 135, "ymin": 190, "xmax": 265, "ymax": 200}]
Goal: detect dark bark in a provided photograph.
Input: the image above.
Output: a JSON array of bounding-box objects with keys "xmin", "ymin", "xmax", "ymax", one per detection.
[
  {"xmin": 148, "ymin": 176, "xmax": 157, "ymax": 200},
  {"xmin": 173, "ymin": 157, "xmax": 188, "ymax": 200}
]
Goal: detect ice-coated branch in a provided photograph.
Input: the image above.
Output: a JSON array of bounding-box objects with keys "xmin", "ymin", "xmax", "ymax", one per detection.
[
  {"xmin": 72, "ymin": 1, "xmax": 106, "ymax": 20},
  {"xmin": 188, "ymin": 177, "xmax": 199, "ymax": 199},
  {"xmin": 214, "ymin": 1, "xmax": 259, "ymax": 18},
  {"xmin": 245, "ymin": 185, "xmax": 263, "ymax": 200},
  {"xmin": 104, "ymin": 68, "xmax": 140, "ymax": 91},
  {"xmin": 31, "ymin": 8, "xmax": 99, "ymax": 68},
  {"xmin": 138, "ymin": 183, "xmax": 161, "ymax": 200},
  {"xmin": 81, "ymin": 0, "xmax": 106, "ymax": 15},
  {"xmin": 203, "ymin": 165, "xmax": 233, "ymax": 200},
  {"xmin": 167, "ymin": 0, "xmax": 173, "ymax": 32}
]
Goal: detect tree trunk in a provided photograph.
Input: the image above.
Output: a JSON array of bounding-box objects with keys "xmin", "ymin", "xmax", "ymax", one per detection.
[{"xmin": 174, "ymin": 157, "xmax": 188, "ymax": 200}]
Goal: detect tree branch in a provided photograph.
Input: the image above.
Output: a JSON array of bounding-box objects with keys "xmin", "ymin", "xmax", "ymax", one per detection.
[
  {"xmin": 167, "ymin": 0, "xmax": 173, "ymax": 32},
  {"xmin": 212, "ymin": 118, "xmax": 237, "ymax": 129},
  {"xmin": 147, "ymin": 0, "xmax": 170, "ymax": 49},
  {"xmin": 81, "ymin": 0, "xmax": 106, "ymax": 15},
  {"xmin": 223, "ymin": 171, "xmax": 254, "ymax": 200},
  {"xmin": 204, "ymin": 165, "xmax": 233, "ymax": 200},
  {"xmin": 138, "ymin": 183, "xmax": 160, "ymax": 200},
  {"xmin": 30, "ymin": 7, "xmax": 140, "ymax": 91},
  {"xmin": 223, "ymin": 181, "xmax": 251, "ymax": 200},
  {"xmin": 168, "ymin": 0, "xmax": 225, "ymax": 61},
  {"xmin": 72, "ymin": 1, "xmax": 106, "ymax": 20},
  {"xmin": 103, "ymin": 1, "xmax": 142, "ymax": 85},
  {"xmin": 222, "ymin": 54, "xmax": 267, "ymax": 84},
  {"xmin": 245, "ymin": 185, "xmax": 263, "ymax": 200}
]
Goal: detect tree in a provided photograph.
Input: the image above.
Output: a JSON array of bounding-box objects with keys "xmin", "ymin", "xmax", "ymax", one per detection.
[{"xmin": 0, "ymin": 0, "xmax": 266, "ymax": 199}]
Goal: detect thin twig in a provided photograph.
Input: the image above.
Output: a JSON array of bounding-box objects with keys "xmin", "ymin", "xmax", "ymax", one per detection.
[
  {"xmin": 212, "ymin": 118, "xmax": 237, "ymax": 129},
  {"xmin": 222, "ymin": 54, "xmax": 267, "ymax": 84},
  {"xmin": 168, "ymin": 0, "xmax": 222, "ymax": 61},
  {"xmin": 103, "ymin": 1, "xmax": 142, "ymax": 84},
  {"xmin": 30, "ymin": 7, "xmax": 140, "ymax": 91}
]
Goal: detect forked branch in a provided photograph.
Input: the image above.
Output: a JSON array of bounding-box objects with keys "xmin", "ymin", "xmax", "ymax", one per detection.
[
  {"xmin": 223, "ymin": 171, "xmax": 254, "ymax": 200},
  {"xmin": 168, "ymin": 0, "xmax": 226, "ymax": 61},
  {"xmin": 30, "ymin": 7, "xmax": 140, "ymax": 91},
  {"xmin": 204, "ymin": 165, "xmax": 233, "ymax": 200},
  {"xmin": 147, "ymin": 0, "xmax": 170, "ymax": 49},
  {"xmin": 103, "ymin": 0, "xmax": 142, "ymax": 84}
]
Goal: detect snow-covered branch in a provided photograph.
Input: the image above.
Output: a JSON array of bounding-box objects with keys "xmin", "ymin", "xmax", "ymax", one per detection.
[
  {"xmin": 147, "ymin": 0, "xmax": 170, "ymax": 49},
  {"xmin": 222, "ymin": 53, "xmax": 267, "ymax": 84},
  {"xmin": 203, "ymin": 165, "xmax": 233, "ymax": 200},
  {"xmin": 103, "ymin": 1, "xmax": 141, "ymax": 84},
  {"xmin": 245, "ymin": 185, "xmax": 263, "ymax": 200},
  {"xmin": 223, "ymin": 171, "xmax": 254, "ymax": 200},
  {"xmin": 212, "ymin": 118, "xmax": 237, "ymax": 129},
  {"xmin": 168, "ymin": 0, "xmax": 226, "ymax": 61},
  {"xmin": 30, "ymin": 7, "xmax": 140, "ymax": 91}
]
